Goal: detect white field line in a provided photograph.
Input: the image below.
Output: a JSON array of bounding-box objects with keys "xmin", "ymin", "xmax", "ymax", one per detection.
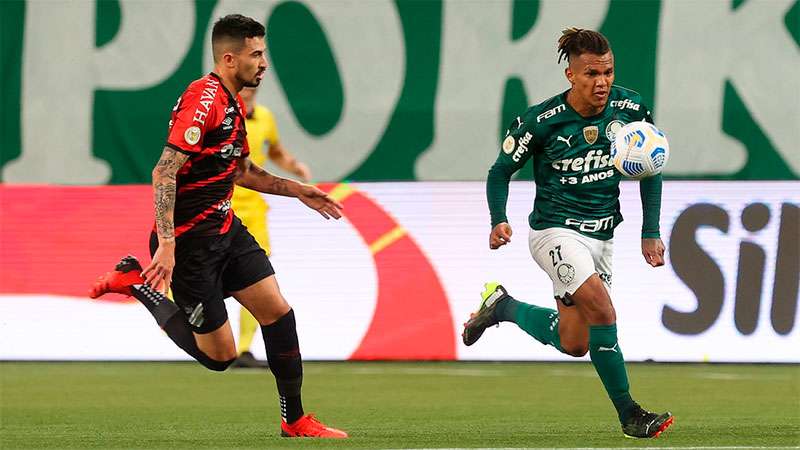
[
  {"xmin": 300, "ymin": 366, "xmax": 800, "ymax": 380},
  {"xmin": 308, "ymin": 366, "xmax": 600, "ymax": 377},
  {"xmin": 231, "ymin": 366, "xmax": 510, "ymax": 376},
  {"xmin": 233, "ymin": 366, "xmax": 797, "ymax": 381},
  {"xmin": 691, "ymin": 372, "xmax": 795, "ymax": 381},
  {"xmin": 342, "ymin": 367, "xmax": 509, "ymax": 377}
]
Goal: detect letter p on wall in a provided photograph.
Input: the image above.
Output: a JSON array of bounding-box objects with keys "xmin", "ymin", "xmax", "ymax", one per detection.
[{"xmin": 2, "ymin": 1, "xmax": 194, "ymax": 184}]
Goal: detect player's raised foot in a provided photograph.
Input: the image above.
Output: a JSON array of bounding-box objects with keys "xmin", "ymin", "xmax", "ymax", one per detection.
[
  {"xmin": 280, "ymin": 414, "xmax": 348, "ymax": 438},
  {"xmin": 231, "ymin": 351, "xmax": 269, "ymax": 369},
  {"xmin": 89, "ymin": 255, "xmax": 144, "ymax": 298},
  {"xmin": 621, "ymin": 403, "xmax": 674, "ymax": 438},
  {"xmin": 462, "ymin": 282, "xmax": 510, "ymax": 346}
]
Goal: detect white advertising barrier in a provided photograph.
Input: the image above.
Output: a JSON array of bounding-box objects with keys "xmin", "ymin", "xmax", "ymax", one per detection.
[{"xmin": 1, "ymin": 181, "xmax": 797, "ymax": 361}]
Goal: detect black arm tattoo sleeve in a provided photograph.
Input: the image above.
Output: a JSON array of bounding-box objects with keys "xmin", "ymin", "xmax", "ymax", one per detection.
[{"xmin": 152, "ymin": 147, "xmax": 189, "ymax": 241}]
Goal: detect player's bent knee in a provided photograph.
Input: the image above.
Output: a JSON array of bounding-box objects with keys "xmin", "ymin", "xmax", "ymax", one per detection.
[
  {"xmin": 195, "ymin": 346, "xmax": 237, "ymax": 371},
  {"xmin": 257, "ymin": 304, "xmax": 291, "ymax": 326},
  {"xmin": 591, "ymin": 307, "xmax": 616, "ymax": 326},
  {"xmin": 199, "ymin": 356, "xmax": 236, "ymax": 372},
  {"xmin": 207, "ymin": 346, "xmax": 238, "ymax": 362},
  {"xmin": 196, "ymin": 340, "xmax": 238, "ymax": 362},
  {"xmin": 561, "ymin": 342, "xmax": 589, "ymax": 357}
]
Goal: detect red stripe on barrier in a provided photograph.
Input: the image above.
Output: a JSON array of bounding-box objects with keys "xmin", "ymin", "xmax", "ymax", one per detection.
[
  {"xmin": 318, "ymin": 183, "xmax": 456, "ymax": 360},
  {"xmin": 1, "ymin": 183, "xmax": 457, "ymax": 360},
  {"xmin": 0, "ymin": 185, "xmax": 153, "ymax": 299}
]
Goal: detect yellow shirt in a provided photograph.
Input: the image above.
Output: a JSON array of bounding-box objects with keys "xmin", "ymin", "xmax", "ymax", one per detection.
[{"xmin": 232, "ymin": 104, "xmax": 280, "ymax": 207}]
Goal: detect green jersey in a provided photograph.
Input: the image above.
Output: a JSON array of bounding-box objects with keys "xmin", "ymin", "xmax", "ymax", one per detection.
[{"xmin": 487, "ymin": 85, "xmax": 662, "ymax": 241}]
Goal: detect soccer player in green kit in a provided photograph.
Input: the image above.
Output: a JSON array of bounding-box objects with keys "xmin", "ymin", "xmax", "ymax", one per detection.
[{"xmin": 463, "ymin": 28, "xmax": 674, "ymax": 439}]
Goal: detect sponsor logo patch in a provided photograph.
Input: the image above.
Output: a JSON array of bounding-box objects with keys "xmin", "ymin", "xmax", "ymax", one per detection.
[
  {"xmin": 565, "ymin": 215, "xmax": 615, "ymax": 233},
  {"xmin": 536, "ymin": 104, "xmax": 566, "ymax": 123},
  {"xmin": 583, "ymin": 126, "xmax": 599, "ymax": 145},
  {"xmin": 502, "ymin": 135, "xmax": 515, "ymax": 154},
  {"xmin": 605, "ymin": 120, "xmax": 625, "ymax": 141},
  {"xmin": 184, "ymin": 126, "xmax": 201, "ymax": 145},
  {"xmin": 551, "ymin": 149, "xmax": 612, "ymax": 173},
  {"xmin": 513, "ymin": 132, "xmax": 533, "ymax": 162},
  {"xmin": 610, "ymin": 99, "xmax": 640, "ymax": 111},
  {"xmin": 219, "ymin": 143, "xmax": 243, "ymax": 159}
]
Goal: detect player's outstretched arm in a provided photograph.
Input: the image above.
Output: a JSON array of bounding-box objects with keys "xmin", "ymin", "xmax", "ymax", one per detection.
[
  {"xmin": 236, "ymin": 158, "xmax": 342, "ymax": 219},
  {"xmin": 639, "ymin": 173, "xmax": 665, "ymax": 267},
  {"xmin": 142, "ymin": 147, "xmax": 190, "ymax": 292}
]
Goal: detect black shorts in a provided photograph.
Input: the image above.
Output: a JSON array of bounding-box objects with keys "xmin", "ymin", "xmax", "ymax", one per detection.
[{"xmin": 149, "ymin": 216, "xmax": 274, "ymax": 334}]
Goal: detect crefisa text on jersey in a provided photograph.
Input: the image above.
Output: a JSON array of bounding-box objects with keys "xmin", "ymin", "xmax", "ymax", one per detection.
[
  {"xmin": 552, "ymin": 149, "xmax": 615, "ymax": 185},
  {"xmin": 609, "ymin": 98, "xmax": 640, "ymax": 111},
  {"xmin": 513, "ymin": 132, "xmax": 533, "ymax": 162}
]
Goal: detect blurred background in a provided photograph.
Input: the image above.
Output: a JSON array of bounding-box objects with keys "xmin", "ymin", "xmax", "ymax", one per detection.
[{"xmin": 1, "ymin": 0, "xmax": 797, "ymax": 363}]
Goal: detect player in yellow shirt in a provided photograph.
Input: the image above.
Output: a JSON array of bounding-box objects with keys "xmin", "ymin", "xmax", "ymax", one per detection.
[{"xmin": 232, "ymin": 86, "xmax": 312, "ymax": 368}]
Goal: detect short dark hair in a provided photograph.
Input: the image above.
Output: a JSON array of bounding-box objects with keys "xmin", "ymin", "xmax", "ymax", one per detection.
[
  {"xmin": 557, "ymin": 27, "xmax": 610, "ymax": 64},
  {"xmin": 211, "ymin": 14, "xmax": 265, "ymax": 61}
]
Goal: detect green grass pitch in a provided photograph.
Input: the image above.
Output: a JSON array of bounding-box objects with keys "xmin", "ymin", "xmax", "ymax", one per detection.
[{"xmin": 2, "ymin": 361, "xmax": 798, "ymax": 449}]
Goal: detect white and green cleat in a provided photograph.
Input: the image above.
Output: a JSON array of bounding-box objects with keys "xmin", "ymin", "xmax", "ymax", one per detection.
[{"xmin": 461, "ymin": 282, "xmax": 510, "ymax": 346}]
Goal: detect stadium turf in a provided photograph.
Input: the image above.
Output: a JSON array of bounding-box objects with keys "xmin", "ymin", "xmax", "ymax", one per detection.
[{"xmin": 1, "ymin": 362, "xmax": 798, "ymax": 449}]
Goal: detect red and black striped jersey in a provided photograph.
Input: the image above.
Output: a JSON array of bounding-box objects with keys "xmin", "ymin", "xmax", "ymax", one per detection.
[{"xmin": 164, "ymin": 73, "xmax": 250, "ymax": 239}]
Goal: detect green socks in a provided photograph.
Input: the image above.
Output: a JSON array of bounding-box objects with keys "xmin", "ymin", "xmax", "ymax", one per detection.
[
  {"xmin": 495, "ymin": 298, "xmax": 636, "ymax": 422},
  {"xmin": 495, "ymin": 297, "xmax": 564, "ymax": 353},
  {"xmin": 589, "ymin": 324, "xmax": 635, "ymax": 421},
  {"xmin": 493, "ymin": 296, "xmax": 519, "ymax": 322}
]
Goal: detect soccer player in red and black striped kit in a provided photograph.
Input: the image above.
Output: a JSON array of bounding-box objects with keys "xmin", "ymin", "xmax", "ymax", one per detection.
[{"xmin": 90, "ymin": 15, "xmax": 347, "ymax": 439}]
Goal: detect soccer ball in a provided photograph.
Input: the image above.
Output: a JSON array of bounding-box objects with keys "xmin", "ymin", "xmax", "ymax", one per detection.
[{"xmin": 610, "ymin": 121, "xmax": 669, "ymax": 179}]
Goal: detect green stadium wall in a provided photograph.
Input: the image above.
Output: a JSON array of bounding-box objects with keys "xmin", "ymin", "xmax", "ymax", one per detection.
[{"xmin": 1, "ymin": 0, "xmax": 798, "ymax": 184}]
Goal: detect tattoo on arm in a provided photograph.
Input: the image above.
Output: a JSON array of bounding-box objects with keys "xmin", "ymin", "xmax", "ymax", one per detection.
[
  {"xmin": 152, "ymin": 147, "xmax": 189, "ymax": 241},
  {"xmin": 239, "ymin": 160, "xmax": 293, "ymax": 196},
  {"xmin": 269, "ymin": 177, "xmax": 291, "ymax": 196}
]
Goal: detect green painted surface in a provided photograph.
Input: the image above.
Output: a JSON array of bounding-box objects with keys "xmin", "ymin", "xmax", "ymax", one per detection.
[{"xmin": 1, "ymin": 0, "xmax": 797, "ymax": 183}]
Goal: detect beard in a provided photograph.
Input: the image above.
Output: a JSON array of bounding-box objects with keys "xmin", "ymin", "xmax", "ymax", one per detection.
[{"xmin": 237, "ymin": 72, "xmax": 261, "ymax": 88}]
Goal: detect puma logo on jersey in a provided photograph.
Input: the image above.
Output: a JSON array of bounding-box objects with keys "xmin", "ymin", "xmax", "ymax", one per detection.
[
  {"xmin": 556, "ymin": 135, "xmax": 573, "ymax": 148},
  {"xmin": 598, "ymin": 343, "xmax": 619, "ymax": 353}
]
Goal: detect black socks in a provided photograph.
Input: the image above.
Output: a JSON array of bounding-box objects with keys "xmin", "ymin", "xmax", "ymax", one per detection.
[
  {"xmin": 262, "ymin": 309, "xmax": 304, "ymax": 423},
  {"xmin": 130, "ymin": 285, "xmax": 233, "ymax": 372},
  {"xmin": 130, "ymin": 284, "xmax": 179, "ymax": 327}
]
